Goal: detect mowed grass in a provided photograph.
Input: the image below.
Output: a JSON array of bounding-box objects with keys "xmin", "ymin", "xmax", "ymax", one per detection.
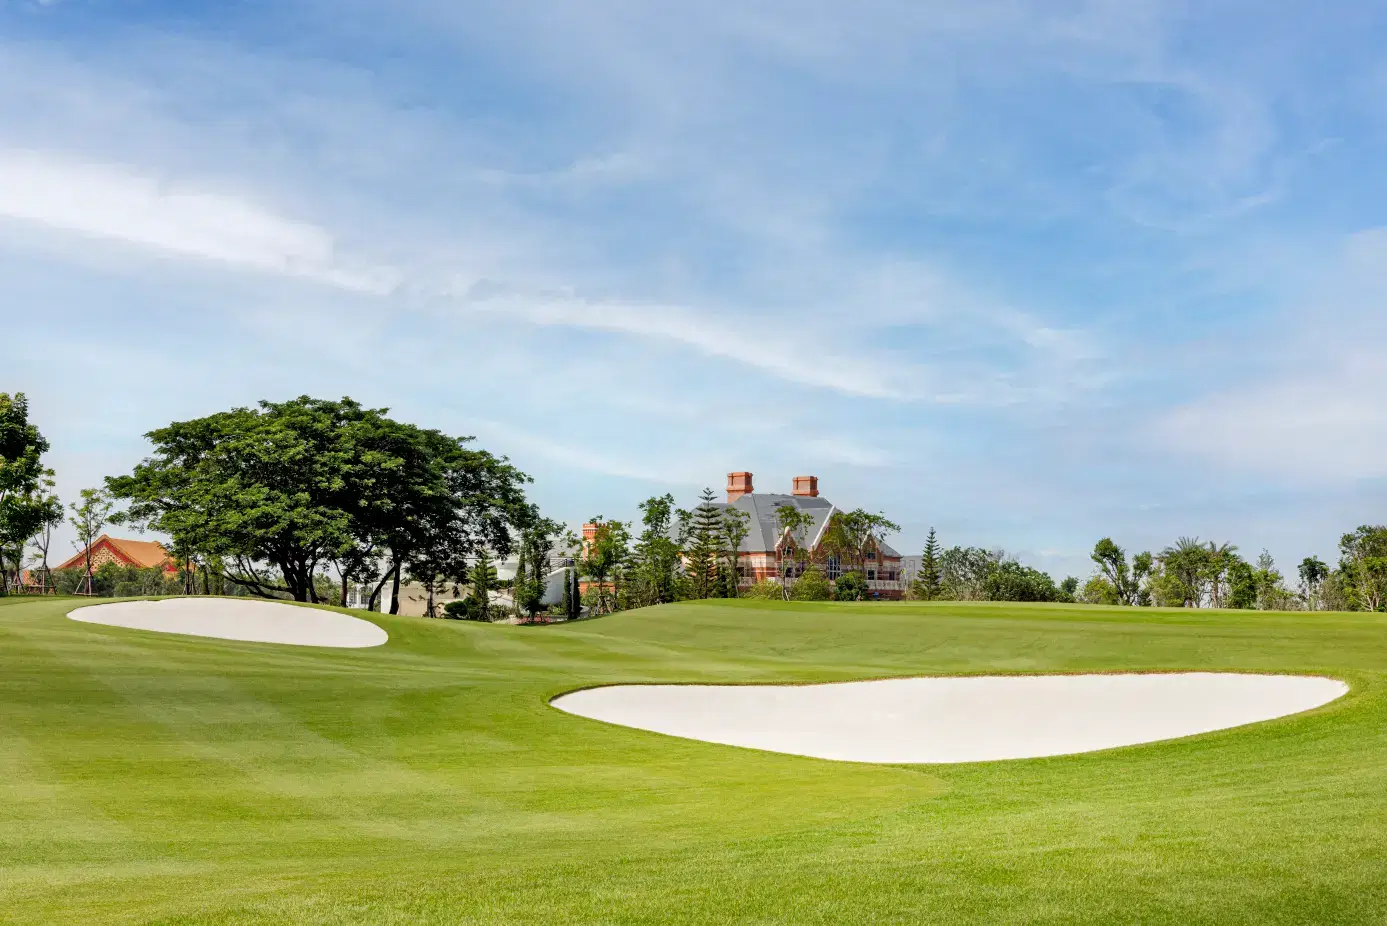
[{"xmin": 3, "ymin": 597, "xmax": 1386, "ymax": 924}]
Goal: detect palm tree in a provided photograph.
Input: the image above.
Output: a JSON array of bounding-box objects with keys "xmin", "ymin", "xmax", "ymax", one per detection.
[
  {"xmin": 1159, "ymin": 537, "xmax": 1209, "ymax": 608},
  {"xmin": 1204, "ymin": 542, "xmax": 1239, "ymax": 609}
]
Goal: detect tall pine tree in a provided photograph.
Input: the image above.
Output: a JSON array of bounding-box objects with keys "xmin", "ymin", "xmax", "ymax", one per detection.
[
  {"xmin": 915, "ymin": 527, "xmax": 942, "ymax": 600},
  {"xmin": 686, "ymin": 487, "xmax": 724, "ymax": 599}
]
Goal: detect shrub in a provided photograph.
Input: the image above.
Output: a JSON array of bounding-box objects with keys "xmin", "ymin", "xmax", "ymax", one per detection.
[
  {"xmin": 443, "ymin": 598, "xmax": 495, "ymax": 621},
  {"xmin": 834, "ymin": 571, "xmax": 867, "ymax": 601},
  {"xmin": 742, "ymin": 580, "xmax": 783, "ymax": 600},
  {"xmin": 789, "ymin": 567, "xmax": 832, "ymax": 601}
]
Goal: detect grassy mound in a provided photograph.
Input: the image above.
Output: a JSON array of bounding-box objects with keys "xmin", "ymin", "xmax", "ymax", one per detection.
[{"xmin": 3, "ymin": 597, "xmax": 1385, "ymax": 923}]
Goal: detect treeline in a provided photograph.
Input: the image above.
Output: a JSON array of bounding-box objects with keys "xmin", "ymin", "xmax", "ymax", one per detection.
[
  {"xmin": 1079, "ymin": 533, "xmax": 1386, "ymax": 611},
  {"xmin": 0, "ymin": 393, "xmax": 539, "ymax": 613},
  {"xmin": 576, "ymin": 490, "xmax": 902, "ymax": 616},
  {"xmin": 909, "ymin": 531, "xmax": 1074, "ymax": 602}
]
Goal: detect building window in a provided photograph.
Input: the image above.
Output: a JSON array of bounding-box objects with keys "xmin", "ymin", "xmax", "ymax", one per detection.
[
  {"xmin": 866, "ymin": 549, "xmax": 876, "ymax": 561},
  {"xmin": 867, "ymin": 569, "xmax": 876, "ymax": 581},
  {"xmin": 826, "ymin": 556, "xmax": 841, "ymax": 580}
]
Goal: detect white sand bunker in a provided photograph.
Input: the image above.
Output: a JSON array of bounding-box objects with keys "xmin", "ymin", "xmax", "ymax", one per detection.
[
  {"xmin": 68, "ymin": 598, "xmax": 388, "ymax": 648},
  {"xmin": 553, "ymin": 673, "xmax": 1347, "ymax": 763}
]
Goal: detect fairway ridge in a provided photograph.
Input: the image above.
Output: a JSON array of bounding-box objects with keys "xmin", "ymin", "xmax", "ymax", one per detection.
[
  {"xmin": 552, "ymin": 672, "xmax": 1348, "ymax": 763},
  {"xmin": 67, "ymin": 597, "xmax": 388, "ymax": 648}
]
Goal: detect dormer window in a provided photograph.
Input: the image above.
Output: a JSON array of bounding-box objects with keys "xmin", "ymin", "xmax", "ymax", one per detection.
[{"xmin": 866, "ymin": 549, "xmax": 876, "ymax": 561}]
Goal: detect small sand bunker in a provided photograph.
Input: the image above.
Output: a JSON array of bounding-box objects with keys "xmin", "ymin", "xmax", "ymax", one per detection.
[
  {"xmin": 552, "ymin": 673, "xmax": 1347, "ymax": 763},
  {"xmin": 68, "ymin": 598, "xmax": 388, "ymax": 648}
]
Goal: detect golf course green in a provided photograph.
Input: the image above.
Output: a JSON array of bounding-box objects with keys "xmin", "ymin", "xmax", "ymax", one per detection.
[{"xmin": 3, "ymin": 595, "xmax": 1385, "ymax": 924}]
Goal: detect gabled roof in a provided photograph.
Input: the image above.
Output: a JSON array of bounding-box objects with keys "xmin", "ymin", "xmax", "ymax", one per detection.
[
  {"xmin": 692, "ymin": 493, "xmax": 900, "ymax": 557},
  {"xmin": 57, "ymin": 535, "xmax": 174, "ymax": 571}
]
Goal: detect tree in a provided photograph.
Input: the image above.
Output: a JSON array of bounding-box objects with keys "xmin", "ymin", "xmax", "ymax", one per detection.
[
  {"xmin": 720, "ymin": 507, "xmax": 752, "ymax": 599},
  {"xmin": 513, "ymin": 517, "xmax": 561, "ymax": 621},
  {"xmin": 820, "ymin": 509, "xmax": 901, "ymax": 579},
  {"xmin": 1204, "ymin": 542, "xmax": 1239, "ymax": 609},
  {"xmin": 937, "ymin": 546, "xmax": 1003, "ymax": 600},
  {"xmin": 1158, "ymin": 537, "xmax": 1210, "ymax": 607},
  {"xmin": 914, "ymin": 527, "xmax": 942, "ymax": 600},
  {"xmin": 561, "ymin": 564, "xmax": 574, "ymax": 620},
  {"xmin": 473, "ymin": 550, "xmax": 499, "ymax": 617},
  {"xmin": 1059, "ymin": 576, "xmax": 1079, "ymax": 601},
  {"xmin": 789, "ymin": 566, "xmax": 832, "ymax": 601},
  {"xmin": 68, "ymin": 488, "xmax": 114, "ymax": 596},
  {"xmin": 982, "ymin": 560, "xmax": 1066, "ymax": 602},
  {"xmin": 1299, "ymin": 556, "xmax": 1329, "ymax": 611},
  {"xmin": 1226, "ymin": 559, "xmax": 1258, "ymax": 609},
  {"xmin": 1339, "ymin": 526, "xmax": 1387, "ymax": 612},
  {"xmin": 630, "ymin": 494, "xmax": 684, "ymax": 607},
  {"xmin": 107, "ymin": 397, "xmax": 531, "ymax": 606},
  {"xmin": 1082, "ymin": 575, "xmax": 1119, "ymax": 605},
  {"xmin": 26, "ymin": 471, "xmax": 63, "ymax": 595},
  {"xmin": 1089, "ymin": 538, "xmax": 1154, "ymax": 606},
  {"xmin": 774, "ymin": 503, "xmax": 816, "ymax": 600},
  {"xmin": 834, "ymin": 571, "xmax": 867, "ymax": 601},
  {"xmin": 685, "ymin": 489, "xmax": 725, "ymax": 600},
  {"xmin": 0, "ymin": 393, "xmax": 56, "ymax": 595},
  {"xmin": 580, "ymin": 517, "xmax": 630, "ymax": 615}
]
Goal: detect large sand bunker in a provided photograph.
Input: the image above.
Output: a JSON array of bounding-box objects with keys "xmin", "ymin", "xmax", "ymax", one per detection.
[
  {"xmin": 552, "ymin": 673, "xmax": 1347, "ymax": 763},
  {"xmin": 68, "ymin": 598, "xmax": 388, "ymax": 648}
]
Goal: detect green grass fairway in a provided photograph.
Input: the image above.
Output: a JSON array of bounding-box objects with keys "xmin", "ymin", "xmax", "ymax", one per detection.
[{"xmin": 4, "ymin": 597, "xmax": 1386, "ymax": 924}]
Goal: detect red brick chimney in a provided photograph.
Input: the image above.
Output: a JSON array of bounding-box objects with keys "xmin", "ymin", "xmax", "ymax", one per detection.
[
  {"xmin": 792, "ymin": 475, "xmax": 819, "ymax": 497},
  {"xmin": 581, "ymin": 522, "xmax": 599, "ymax": 553},
  {"xmin": 727, "ymin": 472, "xmax": 754, "ymax": 503}
]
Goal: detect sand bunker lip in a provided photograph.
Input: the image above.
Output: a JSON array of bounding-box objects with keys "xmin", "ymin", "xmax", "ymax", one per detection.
[
  {"xmin": 551, "ymin": 673, "xmax": 1348, "ymax": 764},
  {"xmin": 68, "ymin": 598, "xmax": 388, "ymax": 648}
]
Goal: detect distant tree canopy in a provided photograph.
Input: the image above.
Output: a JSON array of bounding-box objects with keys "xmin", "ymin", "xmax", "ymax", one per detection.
[{"xmin": 106, "ymin": 396, "xmax": 533, "ymax": 606}]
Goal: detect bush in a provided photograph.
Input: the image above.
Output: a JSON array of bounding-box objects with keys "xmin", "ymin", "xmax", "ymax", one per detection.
[
  {"xmin": 443, "ymin": 598, "xmax": 494, "ymax": 621},
  {"xmin": 983, "ymin": 561, "xmax": 1065, "ymax": 602},
  {"xmin": 789, "ymin": 567, "xmax": 832, "ymax": 601},
  {"xmin": 742, "ymin": 580, "xmax": 783, "ymax": 600},
  {"xmin": 834, "ymin": 571, "xmax": 867, "ymax": 601}
]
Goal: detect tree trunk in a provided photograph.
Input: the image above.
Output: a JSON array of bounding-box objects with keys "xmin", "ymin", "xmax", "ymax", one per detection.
[
  {"xmin": 340, "ymin": 568, "xmax": 349, "ymax": 608},
  {"xmin": 367, "ymin": 562, "xmax": 395, "ymax": 613},
  {"xmin": 389, "ymin": 564, "xmax": 401, "ymax": 615}
]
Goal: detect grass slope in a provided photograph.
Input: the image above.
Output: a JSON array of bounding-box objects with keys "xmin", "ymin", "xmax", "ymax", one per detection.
[{"xmin": 2, "ymin": 597, "xmax": 1385, "ymax": 924}]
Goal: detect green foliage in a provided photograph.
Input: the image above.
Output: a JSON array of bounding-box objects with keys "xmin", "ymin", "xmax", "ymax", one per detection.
[
  {"xmin": 936, "ymin": 546, "xmax": 1001, "ymax": 601},
  {"xmin": 513, "ymin": 518, "xmax": 561, "ymax": 620},
  {"xmin": 106, "ymin": 396, "xmax": 531, "ymax": 605},
  {"xmin": 1158, "ymin": 537, "xmax": 1211, "ymax": 607},
  {"xmin": 0, "ymin": 393, "xmax": 60, "ymax": 594},
  {"xmin": 630, "ymin": 494, "xmax": 684, "ymax": 607},
  {"xmin": 720, "ymin": 508, "xmax": 752, "ymax": 599},
  {"xmin": 1089, "ymin": 538, "xmax": 1153, "ymax": 606},
  {"xmin": 1226, "ymin": 559, "xmax": 1258, "ymax": 609},
  {"xmin": 1299, "ymin": 556, "xmax": 1330, "ymax": 610},
  {"xmin": 982, "ymin": 560, "xmax": 1066, "ymax": 602},
  {"xmin": 788, "ymin": 566, "xmax": 832, "ymax": 601},
  {"xmin": 741, "ymin": 579, "xmax": 782, "ymax": 600},
  {"xmin": 913, "ymin": 527, "xmax": 942, "ymax": 600},
  {"xmin": 1339, "ymin": 526, "xmax": 1387, "ymax": 612},
  {"xmin": 1082, "ymin": 575, "xmax": 1120, "ymax": 605},
  {"xmin": 580, "ymin": 517, "xmax": 630, "ymax": 615},
  {"xmin": 684, "ymin": 489, "xmax": 725, "ymax": 600},
  {"xmin": 834, "ymin": 570, "xmax": 868, "ymax": 601}
]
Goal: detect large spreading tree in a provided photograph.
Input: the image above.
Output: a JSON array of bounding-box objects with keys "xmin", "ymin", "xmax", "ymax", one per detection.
[
  {"xmin": 0, "ymin": 393, "xmax": 61, "ymax": 594},
  {"xmin": 107, "ymin": 396, "xmax": 532, "ymax": 607}
]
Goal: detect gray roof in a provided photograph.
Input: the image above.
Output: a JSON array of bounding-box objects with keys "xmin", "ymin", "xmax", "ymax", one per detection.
[{"xmin": 690, "ymin": 493, "xmax": 900, "ymax": 557}]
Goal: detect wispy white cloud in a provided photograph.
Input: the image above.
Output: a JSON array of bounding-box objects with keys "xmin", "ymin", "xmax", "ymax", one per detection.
[{"xmin": 0, "ymin": 149, "xmax": 396, "ymax": 292}]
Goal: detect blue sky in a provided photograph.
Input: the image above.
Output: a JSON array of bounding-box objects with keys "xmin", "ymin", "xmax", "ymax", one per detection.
[{"xmin": 3, "ymin": 0, "xmax": 1386, "ymax": 580}]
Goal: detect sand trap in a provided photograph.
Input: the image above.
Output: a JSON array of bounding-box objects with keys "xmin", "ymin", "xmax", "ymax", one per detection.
[
  {"xmin": 68, "ymin": 598, "xmax": 388, "ymax": 648},
  {"xmin": 552, "ymin": 673, "xmax": 1347, "ymax": 763}
]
